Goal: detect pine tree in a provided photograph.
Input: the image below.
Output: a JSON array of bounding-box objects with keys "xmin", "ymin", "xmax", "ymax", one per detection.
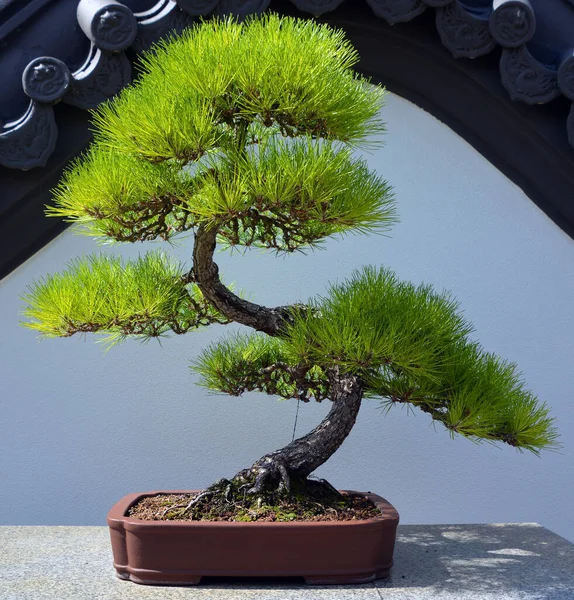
[{"xmin": 22, "ymin": 15, "xmax": 558, "ymax": 511}]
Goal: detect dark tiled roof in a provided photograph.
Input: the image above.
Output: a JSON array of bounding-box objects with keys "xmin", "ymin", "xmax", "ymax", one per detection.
[
  {"xmin": 1, "ymin": 0, "xmax": 574, "ymax": 278},
  {"xmin": 1, "ymin": 0, "xmax": 573, "ymax": 170}
]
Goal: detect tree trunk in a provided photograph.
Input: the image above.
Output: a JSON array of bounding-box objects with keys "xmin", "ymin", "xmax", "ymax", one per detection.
[
  {"xmin": 191, "ymin": 224, "xmax": 364, "ymax": 501},
  {"xmin": 192, "ymin": 223, "xmax": 293, "ymax": 336},
  {"xmin": 235, "ymin": 370, "xmax": 364, "ymax": 495}
]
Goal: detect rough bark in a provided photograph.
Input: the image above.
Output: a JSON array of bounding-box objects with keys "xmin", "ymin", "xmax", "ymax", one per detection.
[
  {"xmin": 191, "ymin": 223, "xmax": 294, "ymax": 336},
  {"xmin": 233, "ymin": 369, "xmax": 364, "ymax": 496}
]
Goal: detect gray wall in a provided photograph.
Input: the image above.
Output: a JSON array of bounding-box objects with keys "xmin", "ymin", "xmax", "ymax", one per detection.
[{"xmin": 2, "ymin": 93, "xmax": 573, "ymax": 541}]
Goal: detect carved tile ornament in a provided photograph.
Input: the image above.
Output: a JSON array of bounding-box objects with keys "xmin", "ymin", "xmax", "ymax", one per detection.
[
  {"xmin": 0, "ymin": 58, "xmax": 70, "ymax": 169},
  {"xmin": 500, "ymin": 46, "xmax": 561, "ymax": 104},
  {"xmin": 64, "ymin": 48, "xmax": 132, "ymax": 109},
  {"xmin": 2, "ymin": 0, "xmax": 574, "ymax": 169},
  {"xmin": 436, "ymin": 2, "xmax": 496, "ymax": 59},
  {"xmin": 134, "ymin": 1, "xmax": 195, "ymax": 53},
  {"xmin": 0, "ymin": 103, "xmax": 57, "ymax": 169},
  {"xmin": 22, "ymin": 57, "xmax": 72, "ymax": 104},
  {"xmin": 489, "ymin": 0, "xmax": 536, "ymax": 48},
  {"xmin": 366, "ymin": 0, "xmax": 427, "ymax": 25},
  {"xmin": 77, "ymin": 0, "xmax": 138, "ymax": 51}
]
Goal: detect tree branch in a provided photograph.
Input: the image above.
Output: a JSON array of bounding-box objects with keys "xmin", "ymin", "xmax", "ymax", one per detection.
[{"xmin": 191, "ymin": 222, "xmax": 297, "ymax": 336}]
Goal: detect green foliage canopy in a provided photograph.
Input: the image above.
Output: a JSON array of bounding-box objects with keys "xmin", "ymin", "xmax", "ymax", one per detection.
[
  {"xmin": 22, "ymin": 14, "xmax": 558, "ymax": 456},
  {"xmin": 50, "ymin": 15, "xmax": 393, "ymax": 250},
  {"xmin": 93, "ymin": 16, "xmax": 385, "ymax": 161},
  {"xmin": 194, "ymin": 267, "xmax": 558, "ymax": 454}
]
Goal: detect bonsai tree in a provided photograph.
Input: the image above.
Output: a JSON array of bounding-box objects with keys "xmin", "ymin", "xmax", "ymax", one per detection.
[{"xmin": 23, "ymin": 15, "xmax": 557, "ymax": 514}]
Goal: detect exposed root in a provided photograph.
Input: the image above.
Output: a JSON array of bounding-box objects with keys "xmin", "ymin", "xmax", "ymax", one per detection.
[
  {"xmin": 159, "ymin": 461, "xmax": 344, "ymax": 520},
  {"xmin": 310, "ymin": 476, "xmax": 341, "ymax": 499},
  {"xmin": 184, "ymin": 490, "xmax": 214, "ymax": 510},
  {"xmin": 276, "ymin": 461, "xmax": 291, "ymax": 494},
  {"xmin": 236, "ymin": 455, "xmax": 293, "ymax": 497},
  {"xmin": 161, "ymin": 480, "xmax": 225, "ymax": 518}
]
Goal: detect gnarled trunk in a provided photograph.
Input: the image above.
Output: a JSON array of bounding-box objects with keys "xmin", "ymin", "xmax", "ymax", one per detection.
[
  {"xmin": 235, "ymin": 370, "xmax": 363, "ymax": 495},
  {"xmin": 190, "ymin": 223, "xmax": 364, "ymax": 503},
  {"xmin": 192, "ymin": 223, "xmax": 293, "ymax": 336}
]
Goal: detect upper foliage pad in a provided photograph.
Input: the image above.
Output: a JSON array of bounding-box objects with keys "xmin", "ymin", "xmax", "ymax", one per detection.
[
  {"xmin": 197, "ymin": 138, "xmax": 395, "ymax": 251},
  {"xmin": 50, "ymin": 15, "xmax": 391, "ymax": 246},
  {"xmin": 51, "ymin": 137, "xmax": 395, "ymax": 248},
  {"xmin": 49, "ymin": 146, "xmax": 200, "ymax": 241},
  {"xmin": 93, "ymin": 15, "xmax": 385, "ymax": 161}
]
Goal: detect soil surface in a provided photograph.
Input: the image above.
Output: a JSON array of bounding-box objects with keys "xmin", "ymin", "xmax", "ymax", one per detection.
[{"xmin": 128, "ymin": 492, "xmax": 381, "ymax": 522}]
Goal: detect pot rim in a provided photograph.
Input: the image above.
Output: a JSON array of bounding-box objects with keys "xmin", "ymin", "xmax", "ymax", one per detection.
[{"xmin": 107, "ymin": 489, "xmax": 399, "ymax": 529}]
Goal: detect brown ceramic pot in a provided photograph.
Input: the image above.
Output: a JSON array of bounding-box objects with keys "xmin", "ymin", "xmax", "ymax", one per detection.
[{"xmin": 107, "ymin": 490, "xmax": 399, "ymax": 586}]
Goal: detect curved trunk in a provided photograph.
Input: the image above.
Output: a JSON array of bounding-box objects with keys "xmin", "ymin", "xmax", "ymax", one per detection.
[
  {"xmin": 192, "ymin": 223, "xmax": 292, "ymax": 336},
  {"xmin": 237, "ymin": 370, "xmax": 364, "ymax": 494},
  {"xmin": 191, "ymin": 224, "xmax": 364, "ymax": 498}
]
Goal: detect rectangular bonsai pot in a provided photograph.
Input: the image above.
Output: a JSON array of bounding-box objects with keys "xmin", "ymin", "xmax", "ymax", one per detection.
[{"xmin": 107, "ymin": 490, "xmax": 399, "ymax": 586}]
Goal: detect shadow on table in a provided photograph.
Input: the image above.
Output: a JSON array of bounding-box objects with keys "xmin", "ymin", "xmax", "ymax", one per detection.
[
  {"xmin": 376, "ymin": 524, "xmax": 574, "ymax": 600},
  {"xmin": 187, "ymin": 524, "xmax": 573, "ymax": 598}
]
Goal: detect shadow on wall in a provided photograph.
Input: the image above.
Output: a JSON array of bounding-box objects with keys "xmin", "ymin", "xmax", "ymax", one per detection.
[{"xmin": 377, "ymin": 524, "xmax": 573, "ymax": 599}]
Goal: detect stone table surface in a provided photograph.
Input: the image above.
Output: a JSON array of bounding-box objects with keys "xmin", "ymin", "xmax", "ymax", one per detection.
[{"xmin": 1, "ymin": 524, "xmax": 573, "ymax": 600}]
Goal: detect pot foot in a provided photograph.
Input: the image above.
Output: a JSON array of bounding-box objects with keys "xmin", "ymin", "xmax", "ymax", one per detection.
[
  {"xmin": 114, "ymin": 570, "xmax": 202, "ymax": 585},
  {"xmin": 304, "ymin": 567, "xmax": 391, "ymax": 585}
]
